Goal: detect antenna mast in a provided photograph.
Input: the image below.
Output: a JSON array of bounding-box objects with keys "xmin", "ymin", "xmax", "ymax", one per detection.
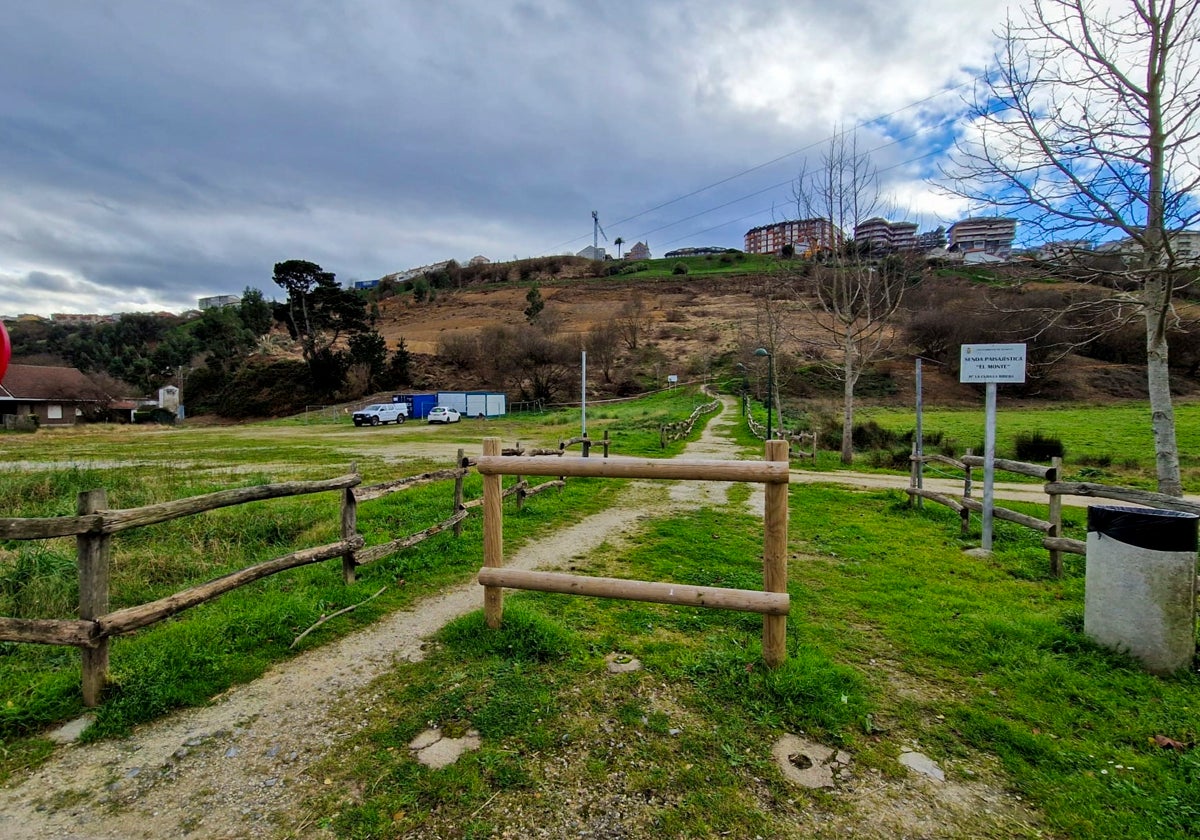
[{"xmin": 591, "ymin": 210, "xmax": 608, "ymax": 256}]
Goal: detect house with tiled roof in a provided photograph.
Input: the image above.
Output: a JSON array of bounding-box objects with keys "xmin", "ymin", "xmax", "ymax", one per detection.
[{"xmin": 0, "ymin": 364, "xmax": 106, "ymax": 426}]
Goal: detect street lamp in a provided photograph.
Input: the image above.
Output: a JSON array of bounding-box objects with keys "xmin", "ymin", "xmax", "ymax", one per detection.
[{"xmin": 754, "ymin": 347, "xmax": 774, "ymax": 440}]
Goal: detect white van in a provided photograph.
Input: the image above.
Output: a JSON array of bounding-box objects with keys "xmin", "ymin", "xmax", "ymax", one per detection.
[{"xmin": 352, "ymin": 403, "xmax": 409, "ymax": 426}]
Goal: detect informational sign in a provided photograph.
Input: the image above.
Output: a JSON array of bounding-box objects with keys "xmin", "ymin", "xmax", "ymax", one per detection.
[
  {"xmin": 667, "ymin": 374, "xmax": 678, "ymax": 383},
  {"xmin": 960, "ymin": 343, "xmax": 1027, "ymax": 384},
  {"xmin": 958, "ymin": 343, "xmax": 1027, "ymax": 552}
]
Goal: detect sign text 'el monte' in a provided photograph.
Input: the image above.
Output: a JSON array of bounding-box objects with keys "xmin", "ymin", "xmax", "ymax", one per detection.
[{"xmin": 959, "ymin": 343, "xmax": 1027, "ymax": 384}]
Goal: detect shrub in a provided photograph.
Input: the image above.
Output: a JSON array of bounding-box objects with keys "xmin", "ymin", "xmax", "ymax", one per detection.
[
  {"xmin": 437, "ymin": 333, "xmax": 479, "ymax": 369},
  {"xmin": 819, "ymin": 420, "xmax": 900, "ymax": 453},
  {"xmin": 867, "ymin": 448, "xmax": 913, "ymax": 469},
  {"xmin": 672, "ymin": 262, "xmax": 689, "ymax": 275},
  {"xmin": 1014, "ymin": 431, "xmax": 1065, "ymax": 461},
  {"xmin": 852, "ymin": 420, "xmax": 900, "ymax": 451}
]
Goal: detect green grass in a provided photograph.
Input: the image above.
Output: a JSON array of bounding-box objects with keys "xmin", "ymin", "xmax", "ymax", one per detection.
[
  {"xmin": 0, "ymin": 388, "xmax": 717, "ymax": 779},
  {"xmin": 603, "ymin": 253, "xmax": 782, "ymax": 279},
  {"xmin": 287, "ymin": 486, "xmax": 1200, "ymax": 839},
  {"xmin": 6, "ymin": 392, "xmax": 1200, "ymax": 837},
  {"xmin": 844, "ymin": 401, "xmax": 1200, "ymax": 490}
]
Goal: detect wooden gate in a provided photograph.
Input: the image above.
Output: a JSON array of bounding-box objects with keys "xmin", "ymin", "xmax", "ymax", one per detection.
[{"xmin": 474, "ymin": 438, "xmax": 792, "ymax": 666}]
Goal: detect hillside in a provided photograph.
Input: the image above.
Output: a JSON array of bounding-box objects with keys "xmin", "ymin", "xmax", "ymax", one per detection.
[
  {"xmin": 9, "ymin": 256, "xmax": 1195, "ymax": 418},
  {"xmin": 368, "ymin": 265, "xmax": 1187, "ymax": 408}
]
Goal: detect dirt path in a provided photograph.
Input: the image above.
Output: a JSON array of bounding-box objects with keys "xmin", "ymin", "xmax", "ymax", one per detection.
[{"xmin": 0, "ymin": 398, "xmax": 1042, "ymax": 838}]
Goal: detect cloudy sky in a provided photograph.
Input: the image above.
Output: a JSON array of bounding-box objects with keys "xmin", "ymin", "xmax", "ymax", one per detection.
[{"xmin": 1, "ymin": 0, "xmax": 1008, "ymax": 317}]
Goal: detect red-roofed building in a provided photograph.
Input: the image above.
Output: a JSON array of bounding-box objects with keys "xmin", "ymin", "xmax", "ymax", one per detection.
[{"xmin": 0, "ymin": 364, "xmax": 106, "ymax": 426}]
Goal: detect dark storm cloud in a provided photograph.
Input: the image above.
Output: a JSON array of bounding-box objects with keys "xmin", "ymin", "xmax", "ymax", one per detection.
[{"xmin": 0, "ymin": 1, "xmax": 1000, "ymax": 316}]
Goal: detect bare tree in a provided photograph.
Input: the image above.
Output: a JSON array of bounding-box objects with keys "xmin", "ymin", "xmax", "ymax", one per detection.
[
  {"xmin": 942, "ymin": 0, "xmax": 1200, "ymax": 495},
  {"xmin": 586, "ymin": 320, "xmax": 621, "ymax": 383},
  {"xmin": 742, "ymin": 279, "xmax": 793, "ymax": 423},
  {"xmin": 792, "ymin": 131, "xmax": 913, "ymax": 464},
  {"xmin": 615, "ymin": 293, "xmax": 651, "ymax": 351}
]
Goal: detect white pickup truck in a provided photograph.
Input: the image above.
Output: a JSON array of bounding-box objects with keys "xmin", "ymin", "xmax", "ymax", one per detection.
[{"xmin": 352, "ymin": 403, "xmax": 409, "ymax": 426}]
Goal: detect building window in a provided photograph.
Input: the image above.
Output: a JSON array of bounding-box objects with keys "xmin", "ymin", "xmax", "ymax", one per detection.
[{"xmin": 47, "ymin": 404, "xmax": 63, "ymax": 420}]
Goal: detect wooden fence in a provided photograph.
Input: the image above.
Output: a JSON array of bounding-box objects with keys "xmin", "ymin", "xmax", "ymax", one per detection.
[
  {"xmin": 744, "ymin": 411, "xmax": 817, "ymax": 463},
  {"xmin": 907, "ymin": 447, "xmax": 1200, "ymax": 577},
  {"xmin": 0, "ymin": 447, "xmax": 563, "ymax": 705},
  {"xmin": 660, "ymin": 399, "xmax": 721, "ymax": 447},
  {"xmin": 474, "ymin": 437, "xmax": 793, "ymax": 667}
]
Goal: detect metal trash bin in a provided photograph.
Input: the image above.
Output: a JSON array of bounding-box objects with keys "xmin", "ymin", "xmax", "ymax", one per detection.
[{"xmin": 1085, "ymin": 505, "xmax": 1198, "ymax": 675}]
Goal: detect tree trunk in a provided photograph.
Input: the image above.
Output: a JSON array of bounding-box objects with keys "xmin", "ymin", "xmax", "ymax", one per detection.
[
  {"xmin": 841, "ymin": 336, "xmax": 855, "ymax": 465},
  {"xmin": 1145, "ymin": 275, "xmax": 1183, "ymax": 496}
]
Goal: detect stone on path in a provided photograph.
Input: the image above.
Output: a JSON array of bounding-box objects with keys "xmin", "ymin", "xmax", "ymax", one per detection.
[
  {"xmin": 772, "ymin": 734, "xmax": 852, "ymax": 789},
  {"xmin": 605, "ymin": 652, "xmax": 642, "ymax": 673},
  {"xmin": 46, "ymin": 715, "xmax": 94, "ymax": 744},
  {"xmin": 899, "ymin": 749, "xmax": 945, "ymax": 782},
  {"xmin": 409, "ymin": 728, "xmax": 482, "ymax": 770}
]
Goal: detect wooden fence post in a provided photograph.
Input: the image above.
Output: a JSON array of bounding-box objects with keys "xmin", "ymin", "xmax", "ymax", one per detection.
[
  {"xmin": 603, "ymin": 430, "xmax": 610, "ymax": 458},
  {"xmin": 909, "ymin": 441, "xmax": 919, "ymax": 509},
  {"xmin": 1048, "ymin": 455, "xmax": 1063, "ymax": 578},
  {"xmin": 77, "ymin": 489, "xmax": 110, "ymax": 707},
  {"xmin": 483, "ymin": 438, "xmax": 504, "ymax": 628},
  {"xmin": 453, "ymin": 448, "xmax": 466, "ymax": 537},
  {"xmin": 582, "ymin": 435, "xmax": 591, "ymax": 458},
  {"xmin": 763, "ymin": 440, "xmax": 789, "ymax": 668},
  {"xmin": 961, "ymin": 449, "xmax": 973, "ymax": 536},
  {"xmin": 342, "ymin": 462, "xmax": 358, "ymax": 585}
]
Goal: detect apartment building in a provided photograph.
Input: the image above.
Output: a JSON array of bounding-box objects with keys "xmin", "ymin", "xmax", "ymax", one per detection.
[
  {"xmin": 853, "ymin": 218, "xmax": 918, "ymax": 252},
  {"xmin": 743, "ymin": 218, "xmax": 841, "ymax": 255},
  {"xmin": 1094, "ymin": 230, "xmax": 1200, "ymax": 266},
  {"xmin": 947, "ymin": 217, "xmax": 1018, "ymax": 258}
]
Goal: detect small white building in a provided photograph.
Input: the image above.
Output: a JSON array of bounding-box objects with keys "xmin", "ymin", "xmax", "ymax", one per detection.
[{"xmin": 198, "ymin": 295, "xmax": 241, "ymax": 310}]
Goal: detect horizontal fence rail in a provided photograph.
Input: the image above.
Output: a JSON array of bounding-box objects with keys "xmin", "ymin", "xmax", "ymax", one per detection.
[
  {"xmin": 476, "ymin": 454, "xmax": 790, "ymax": 483},
  {"xmin": 0, "ymin": 443, "xmax": 570, "ymax": 706},
  {"xmin": 0, "ymin": 475, "xmax": 360, "ymax": 540},
  {"xmin": 477, "ymin": 568, "xmax": 791, "ymax": 615},
  {"xmin": 476, "ymin": 437, "xmax": 793, "ymax": 668},
  {"xmin": 908, "ymin": 450, "xmax": 1200, "ymax": 577}
]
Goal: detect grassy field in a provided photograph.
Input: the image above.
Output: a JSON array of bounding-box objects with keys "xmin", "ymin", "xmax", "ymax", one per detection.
[
  {"xmin": 286, "ymin": 486, "xmax": 1199, "ymax": 839},
  {"xmin": 3, "ymin": 393, "xmax": 1200, "ymax": 838},
  {"xmin": 849, "ymin": 401, "xmax": 1200, "ymax": 490},
  {"xmin": 0, "ymin": 388, "xmax": 713, "ymax": 778}
]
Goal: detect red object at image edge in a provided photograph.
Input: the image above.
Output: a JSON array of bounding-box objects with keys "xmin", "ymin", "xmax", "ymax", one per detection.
[{"xmin": 0, "ymin": 321, "xmax": 10, "ymax": 383}]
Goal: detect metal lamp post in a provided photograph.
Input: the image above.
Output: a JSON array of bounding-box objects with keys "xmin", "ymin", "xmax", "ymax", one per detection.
[
  {"xmin": 735, "ymin": 363, "xmax": 749, "ymax": 415},
  {"xmin": 754, "ymin": 347, "xmax": 774, "ymax": 440}
]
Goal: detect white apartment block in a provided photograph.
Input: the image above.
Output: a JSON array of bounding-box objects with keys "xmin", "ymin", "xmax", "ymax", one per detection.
[{"xmin": 947, "ymin": 217, "xmax": 1018, "ymax": 258}]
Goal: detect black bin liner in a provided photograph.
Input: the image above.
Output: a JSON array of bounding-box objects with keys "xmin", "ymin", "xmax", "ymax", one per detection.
[{"xmin": 1087, "ymin": 505, "xmax": 1198, "ymax": 553}]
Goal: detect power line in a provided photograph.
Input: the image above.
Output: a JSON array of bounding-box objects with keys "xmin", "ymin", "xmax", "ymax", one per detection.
[
  {"xmin": 658, "ymin": 148, "xmax": 947, "ymax": 248},
  {"xmin": 638, "ymin": 129, "xmax": 959, "ymax": 247},
  {"xmin": 540, "ymin": 78, "xmax": 977, "ymax": 256}
]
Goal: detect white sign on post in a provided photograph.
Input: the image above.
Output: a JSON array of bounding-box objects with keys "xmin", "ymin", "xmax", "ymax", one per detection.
[
  {"xmin": 959, "ymin": 343, "xmax": 1027, "ymax": 384},
  {"xmin": 959, "ymin": 343, "xmax": 1027, "ymax": 553}
]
